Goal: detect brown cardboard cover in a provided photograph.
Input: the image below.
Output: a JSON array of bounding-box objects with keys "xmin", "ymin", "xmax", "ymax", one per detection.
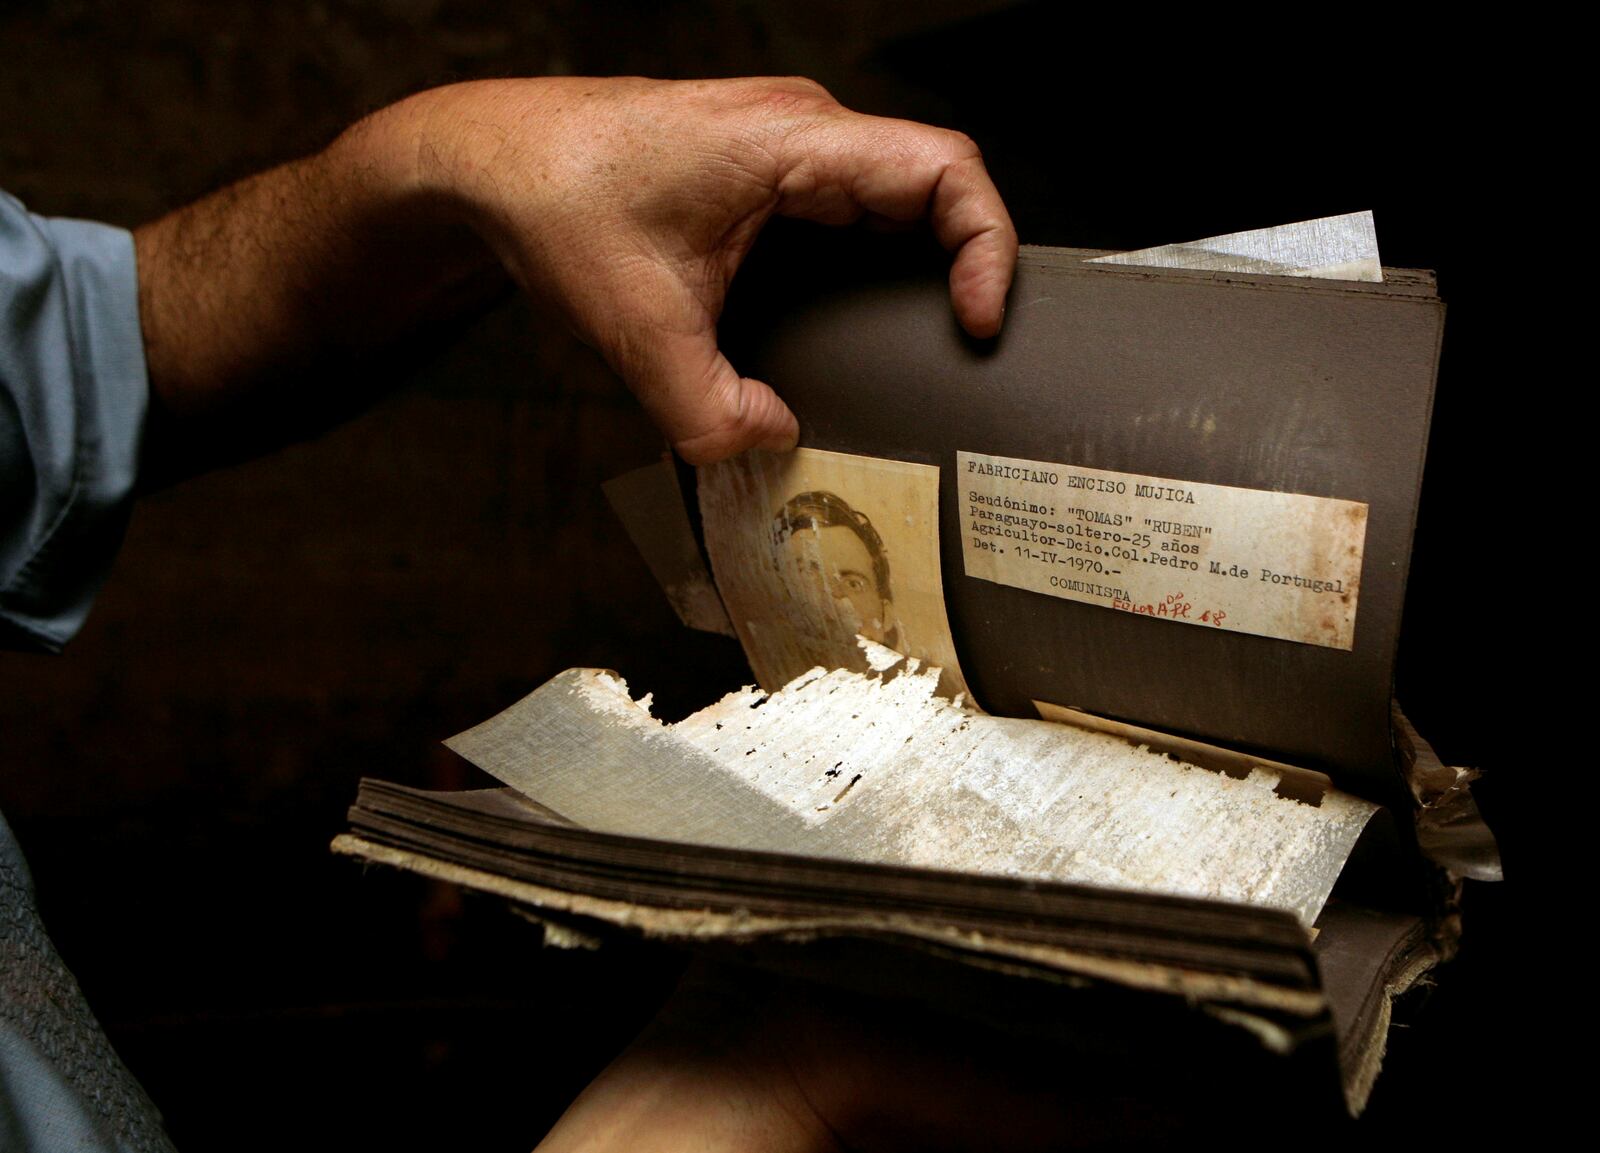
[{"xmin": 721, "ymin": 240, "xmax": 1443, "ymax": 804}]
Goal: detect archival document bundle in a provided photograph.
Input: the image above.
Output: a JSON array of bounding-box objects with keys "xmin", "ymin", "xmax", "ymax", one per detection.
[{"xmin": 336, "ymin": 216, "xmax": 1497, "ymax": 1114}]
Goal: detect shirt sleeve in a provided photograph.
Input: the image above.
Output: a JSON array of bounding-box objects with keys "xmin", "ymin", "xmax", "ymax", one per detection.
[{"xmin": 0, "ymin": 190, "xmax": 149, "ymax": 653}]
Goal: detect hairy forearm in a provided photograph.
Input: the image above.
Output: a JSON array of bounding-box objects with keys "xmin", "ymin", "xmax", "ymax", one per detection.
[
  {"xmin": 132, "ymin": 77, "xmax": 1015, "ymax": 474},
  {"xmin": 133, "ymin": 91, "xmax": 508, "ymax": 470}
]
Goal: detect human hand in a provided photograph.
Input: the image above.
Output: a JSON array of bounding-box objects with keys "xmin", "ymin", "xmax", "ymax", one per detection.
[
  {"xmin": 393, "ymin": 77, "xmax": 1017, "ymax": 464},
  {"xmin": 134, "ymin": 77, "xmax": 1013, "ymax": 477},
  {"xmin": 534, "ymin": 961, "xmax": 1084, "ymax": 1153}
]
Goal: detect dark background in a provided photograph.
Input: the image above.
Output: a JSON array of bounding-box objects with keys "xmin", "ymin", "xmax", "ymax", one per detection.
[{"xmin": 2, "ymin": 2, "xmax": 1539, "ymax": 1148}]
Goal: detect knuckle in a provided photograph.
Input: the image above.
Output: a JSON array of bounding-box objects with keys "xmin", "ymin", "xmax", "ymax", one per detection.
[
  {"xmin": 945, "ymin": 128, "xmax": 979, "ymax": 153},
  {"xmin": 745, "ymin": 75, "xmax": 838, "ymax": 117},
  {"xmin": 940, "ymin": 130, "xmax": 983, "ymax": 164},
  {"xmin": 776, "ymin": 75, "xmax": 834, "ymax": 100}
]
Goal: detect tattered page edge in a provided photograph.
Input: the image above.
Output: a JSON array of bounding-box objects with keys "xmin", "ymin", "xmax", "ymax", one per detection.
[
  {"xmin": 1032, "ymin": 699, "xmax": 1334, "ymax": 806},
  {"xmin": 331, "ymin": 833, "xmax": 1327, "ymax": 1018},
  {"xmin": 444, "ymin": 660, "xmax": 1378, "ymax": 926},
  {"xmin": 1086, "ymin": 211, "xmax": 1382, "ymax": 282},
  {"xmin": 1390, "ymin": 704, "xmax": 1502, "ymax": 882},
  {"xmin": 349, "ymin": 778, "xmax": 1321, "ymax": 970},
  {"xmin": 336, "ymin": 794, "xmax": 1446, "ymax": 1112},
  {"xmin": 603, "ymin": 456, "xmax": 736, "ymax": 637},
  {"xmin": 1335, "ymin": 928, "xmax": 1441, "ymax": 1116}
]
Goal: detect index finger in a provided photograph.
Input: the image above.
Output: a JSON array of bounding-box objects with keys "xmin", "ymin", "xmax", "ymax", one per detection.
[{"xmin": 773, "ymin": 114, "xmax": 1018, "ymax": 339}]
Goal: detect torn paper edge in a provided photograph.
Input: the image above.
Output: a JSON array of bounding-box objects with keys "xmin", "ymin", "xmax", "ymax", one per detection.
[
  {"xmin": 332, "ymin": 834, "xmax": 1327, "ymax": 1018},
  {"xmin": 1087, "ymin": 211, "xmax": 1382, "ymax": 282},
  {"xmin": 1033, "ymin": 699, "xmax": 1333, "ymax": 806},
  {"xmin": 603, "ymin": 457, "xmax": 736, "ymax": 636},
  {"xmin": 450, "ymin": 658, "xmax": 1377, "ymax": 926}
]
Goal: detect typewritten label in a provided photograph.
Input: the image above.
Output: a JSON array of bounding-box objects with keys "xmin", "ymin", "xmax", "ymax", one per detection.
[{"xmin": 957, "ymin": 451, "xmax": 1368, "ymax": 650}]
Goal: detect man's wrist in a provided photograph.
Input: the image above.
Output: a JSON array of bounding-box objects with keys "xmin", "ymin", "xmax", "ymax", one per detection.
[{"xmin": 322, "ymin": 86, "xmax": 505, "ymax": 280}]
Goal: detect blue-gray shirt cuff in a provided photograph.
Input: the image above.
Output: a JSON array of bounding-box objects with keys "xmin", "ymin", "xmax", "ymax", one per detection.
[{"xmin": 1, "ymin": 191, "xmax": 149, "ymax": 652}]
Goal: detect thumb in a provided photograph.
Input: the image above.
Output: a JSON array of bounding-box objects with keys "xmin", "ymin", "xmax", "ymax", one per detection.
[{"xmin": 627, "ymin": 328, "xmax": 799, "ymax": 465}]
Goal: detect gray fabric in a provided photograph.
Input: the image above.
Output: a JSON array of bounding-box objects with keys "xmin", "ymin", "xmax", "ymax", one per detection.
[
  {"xmin": 1, "ymin": 190, "xmax": 174, "ymax": 1150},
  {"xmin": 1, "ymin": 813, "xmax": 176, "ymax": 1153},
  {"xmin": 1, "ymin": 190, "xmax": 148, "ymax": 653}
]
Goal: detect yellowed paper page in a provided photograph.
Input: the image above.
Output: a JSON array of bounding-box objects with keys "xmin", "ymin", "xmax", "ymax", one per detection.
[
  {"xmin": 699, "ymin": 448, "xmax": 972, "ymax": 701},
  {"xmin": 446, "ymin": 650, "xmax": 1378, "ymax": 926},
  {"xmin": 602, "ymin": 458, "xmax": 736, "ymax": 637},
  {"xmin": 958, "ymin": 450, "xmax": 1368, "ymax": 650}
]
